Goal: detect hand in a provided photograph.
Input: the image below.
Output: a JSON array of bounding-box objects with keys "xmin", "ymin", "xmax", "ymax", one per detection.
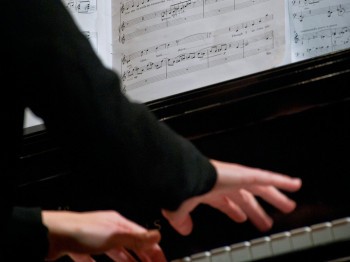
[
  {"xmin": 162, "ymin": 159, "xmax": 302, "ymax": 235},
  {"xmin": 42, "ymin": 210, "xmax": 167, "ymax": 262}
]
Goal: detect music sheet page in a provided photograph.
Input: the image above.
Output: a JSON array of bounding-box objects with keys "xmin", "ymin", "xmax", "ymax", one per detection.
[
  {"xmin": 111, "ymin": 0, "xmax": 286, "ymax": 103},
  {"xmin": 288, "ymin": 0, "xmax": 350, "ymax": 62}
]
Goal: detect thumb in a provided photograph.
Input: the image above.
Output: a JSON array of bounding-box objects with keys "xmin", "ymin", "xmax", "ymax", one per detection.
[{"xmin": 161, "ymin": 209, "xmax": 194, "ymax": 236}]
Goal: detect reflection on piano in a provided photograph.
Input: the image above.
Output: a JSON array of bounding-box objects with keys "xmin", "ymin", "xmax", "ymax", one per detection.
[{"xmin": 17, "ymin": 48, "xmax": 350, "ymax": 261}]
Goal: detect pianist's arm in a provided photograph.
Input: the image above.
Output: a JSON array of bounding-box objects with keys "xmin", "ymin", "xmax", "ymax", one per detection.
[
  {"xmin": 3, "ymin": 0, "xmax": 215, "ymax": 260},
  {"xmin": 2, "ymin": 0, "xmax": 301, "ymax": 261}
]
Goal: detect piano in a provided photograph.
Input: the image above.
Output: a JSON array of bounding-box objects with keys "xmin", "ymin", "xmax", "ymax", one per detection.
[{"xmin": 17, "ymin": 48, "xmax": 350, "ymax": 261}]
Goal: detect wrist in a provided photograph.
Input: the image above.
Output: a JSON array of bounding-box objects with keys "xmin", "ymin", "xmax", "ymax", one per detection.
[{"xmin": 42, "ymin": 211, "xmax": 77, "ymax": 260}]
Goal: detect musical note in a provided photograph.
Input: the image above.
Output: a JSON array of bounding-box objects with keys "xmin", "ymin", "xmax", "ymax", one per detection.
[
  {"xmin": 119, "ymin": 22, "xmax": 126, "ymax": 33},
  {"xmin": 121, "ymin": 0, "xmax": 151, "ymax": 13},
  {"xmin": 120, "ymin": 35, "xmax": 126, "ymax": 44},
  {"xmin": 337, "ymin": 4, "xmax": 346, "ymax": 16},
  {"xmin": 64, "ymin": 0, "xmax": 75, "ymax": 9},
  {"xmin": 294, "ymin": 31, "xmax": 299, "ymax": 44},
  {"xmin": 327, "ymin": 8, "xmax": 333, "ymax": 17}
]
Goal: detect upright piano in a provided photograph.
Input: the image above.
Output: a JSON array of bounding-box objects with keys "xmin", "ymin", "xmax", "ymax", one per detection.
[{"xmin": 17, "ymin": 48, "xmax": 350, "ymax": 261}]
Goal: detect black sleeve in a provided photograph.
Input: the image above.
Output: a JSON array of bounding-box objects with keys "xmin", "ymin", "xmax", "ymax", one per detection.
[
  {"xmin": 2, "ymin": 207, "xmax": 49, "ymax": 261},
  {"xmin": 17, "ymin": 0, "xmax": 217, "ymax": 210},
  {"xmin": 3, "ymin": 0, "xmax": 217, "ymax": 260}
]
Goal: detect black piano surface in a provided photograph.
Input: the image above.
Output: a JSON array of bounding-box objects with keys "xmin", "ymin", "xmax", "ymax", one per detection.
[{"xmin": 17, "ymin": 49, "xmax": 350, "ymax": 261}]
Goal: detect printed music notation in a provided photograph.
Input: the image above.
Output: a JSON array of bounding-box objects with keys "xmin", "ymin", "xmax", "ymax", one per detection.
[
  {"xmin": 112, "ymin": 0, "xmax": 285, "ymax": 102},
  {"xmin": 59, "ymin": 0, "xmax": 350, "ymax": 103},
  {"xmin": 291, "ymin": 0, "xmax": 321, "ymax": 6},
  {"xmin": 292, "ymin": 3, "xmax": 349, "ymax": 22},
  {"xmin": 122, "ymin": 30, "xmax": 274, "ymax": 91},
  {"xmin": 63, "ymin": 0, "xmax": 97, "ymax": 14},
  {"xmin": 288, "ymin": 0, "xmax": 350, "ymax": 62},
  {"xmin": 122, "ymin": 13, "xmax": 274, "ymax": 64},
  {"xmin": 118, "ymin": 0, "xmax": 270, "ymax": 44}
]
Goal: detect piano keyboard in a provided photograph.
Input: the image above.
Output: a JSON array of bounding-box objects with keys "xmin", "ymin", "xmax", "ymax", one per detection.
[{"xmin": 171, "ymin": 217, "xmax": 350, "ymax": 262}]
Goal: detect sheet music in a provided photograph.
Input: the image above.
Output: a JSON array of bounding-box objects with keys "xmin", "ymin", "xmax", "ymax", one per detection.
[
  {"xmin": 112, "ymin": 0, "xmax": 286, "ymax": 103},
  {"xmin": 288, "ymin": 0, "xmax": 350, "ymax": 62}
]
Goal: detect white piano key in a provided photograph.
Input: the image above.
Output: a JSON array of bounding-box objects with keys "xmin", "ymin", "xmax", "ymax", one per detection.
[
  {"xmin": 250, "ymin": 236, "xmax": 272, "ymax": 260},
  {"xmin": 230, "ymin": 241, "xmax": 251, "ymax": 262},
  {"xmin": 290, "ymin": 226, "xmax": 313, "ymax": 251},
  {"xmin": 311, "ymin": 222, "xmax": 334, "ymax": 245},
  {"xmin": 270, "ymin": 231, "xmax": 292, "ymax": 255},
  {"xmin": 210, "ymin": 246, "xmax": 232, "ymax": 262},
  {"xmin": 332, "ymin": 217, "xmax": 350, "ymax": 241},
  {"xmin": 191, "ymin": 251, "xmax": 211, "ymax": 262},
  {"xmin": 171, "ymin": 256, "xmax": 191, "ymax": 262}
]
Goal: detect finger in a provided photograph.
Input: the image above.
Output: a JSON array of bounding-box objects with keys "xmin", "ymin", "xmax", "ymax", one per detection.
[
  {"xmin": 212, "ymin": 160, "xmax": 302, "ymax": 191},
  {"xmin": 236, "ymin": 189, "xmax": 273, "ymax": 232},
  {"xmin": 107, "ymin": 230, "xmax": 166, "ymax": 261},
  {"xmin": 116, "ymin": 233, "xmax": 167, "ymax": 262},
  {"xmin": 211, "ymin": 196, "xmax": 247, "ymax": 223},
  {"xmin": 161, "ymin": 208, "xmax": 194, "ymax": 236},
  {"xmin": 160, "ymin": 195, "xmax": 202, "ymax": 236},
  {"xmin": 149, "ymin": 246, "xmax": 168, "ymax": 262},
  {"xmin": 133, "ymin": 251, "xmax": 152, "ymax": 262},
  {"xmin": 250, "ymin": 185, "xmax": 297, "ymax": 213},
  {"xmin": 68, "ymin": 253, "xmax": 96, "ymax": 262},
  {"xmin": 239, "ymin": 169, "xmax": 302, "ymax": 192},
  {"xmin": 107, "ymin": 248, "xmax": 137, "ymax": 262},
  {"xmin": 112, "ymin": 230, "xmax": 161, "ymax": 251},
  {"xmin": 136, "ymin": 245, "xmax": 168, "ymax": 262}
]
